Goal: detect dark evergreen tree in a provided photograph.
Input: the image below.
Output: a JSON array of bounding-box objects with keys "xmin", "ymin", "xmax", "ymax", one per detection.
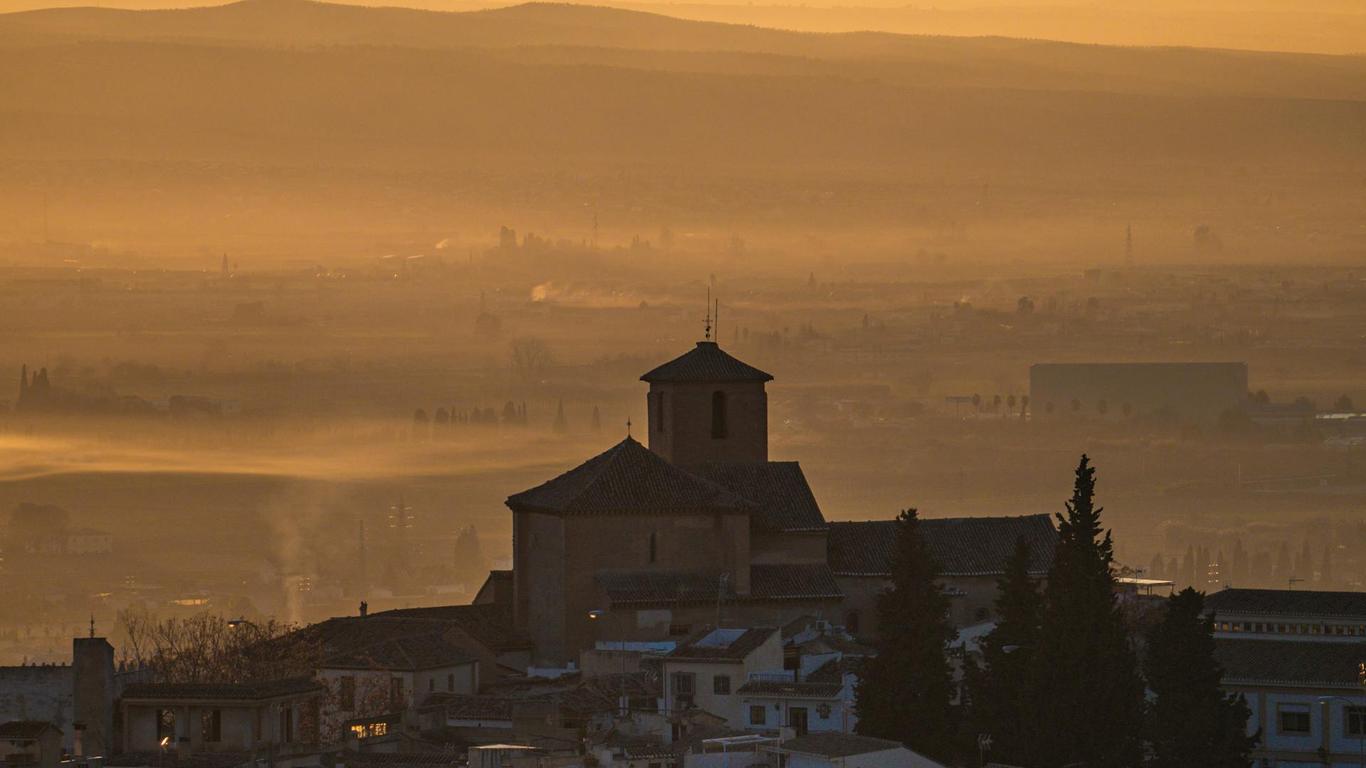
[
  {"xmin": 969, "ymin": 537, "xmax": 1043, "ymax": 763},
  {"xmin": 1146, "ymin": 588, "xmax": 1258, "ymax": 768},
  {"xmin": 1023, "ymin": 455, "xmax": 1145, "ymax": 768},
  {"xmin": 855, "ymin": 508, "xmax": 957, "ymax": 760}
]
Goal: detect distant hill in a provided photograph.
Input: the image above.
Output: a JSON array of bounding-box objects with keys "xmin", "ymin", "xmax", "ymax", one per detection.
[
  {"xmin": 4, "ymin": 1, "xmax": 1366, "ymax": 100},
  {"xmin": 0, "ymin": 0, "xmax": 1363, "ymax": 263}
]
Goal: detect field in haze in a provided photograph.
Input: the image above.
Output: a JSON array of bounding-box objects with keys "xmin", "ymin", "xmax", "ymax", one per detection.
[{"xmin": 0, "ymin": 0, "xmax": 1364, "ymax": 664}]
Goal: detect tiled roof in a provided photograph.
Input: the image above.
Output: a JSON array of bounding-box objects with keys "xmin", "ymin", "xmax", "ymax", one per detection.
[
  {"xmin": 1205, "ymin": 588, "xmax": 1366, "ymax": 620},
  {"xmin": 602, "ymin": 569, "xmax": 731, "ymax": 605},
  {"xmin": 779, "ymin": 733, "xmax": 905, "ymax": 758},
  {"xmin": 249, "ymin": 606, "xmax": 528, "ymax": 682},
  {"xmin": 357, "ymin": 604, "xmax": 531, "ymax": 651},
  {"xmin": 506, "ymin": 437, "xmax": 752, "ymax": 516},
  {"xmin": 560, "ymin": 673, "xmax": 661, "ymax": 716},
  {"xmin": 692, "ymin": 462, "xmax": 827, "ymax": 532},
  {"xmin": 0, "ymin": 721, "xmax": 59, "ymax": 739},
  {"xmin": 429, "ymin": 673, "xmax": 659, "ymax": 720},
  {"xmin": 749, "ymin": 564, "xmax": 843, "ymax": 601},
  {"xmin": 827, "ymin": 515, "xmax": 1057, "ymax": 577},
  {"xmin": 640, "ymin": 341, "xmax": 773, "ymax": 384},
  {"xmin": 667, "ymin": 627, "xmax": 777, "ymax": 662},
  {"xmin": 121, "ymin": 677, "xmax": 323, "ymax": 702},
  {"xmin": 806, "ymin": 658, "xmax": 861, "ymax": 684},
  {"xmin": 322, "ymin": 633, "xmax": 475, "ymax": 671},
  {"xmin": 736, "ymin": 679, "xmax": 843, "ymax": 698},
  {"xmin": 429, "ymin": 694, "xmax": 514, "ymax": 721},
  {"xmin": 602, "ymin": 564, "xmax": 842, "ymax": 606},
  {"xmin": 1215, "ymin": 638, "xmax": 1366, "ymax": 688}
]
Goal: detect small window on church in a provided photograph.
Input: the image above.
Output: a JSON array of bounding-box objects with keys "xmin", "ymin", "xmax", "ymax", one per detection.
[
  {"xmin": 711, "ymin": 391, "xmax": 727, "ymax": 439},
  {"xmin": 656, "ymin": 392, "xmax": 666, "ymax": 432},
  {"xmin": 649, "ymin": 532, "xmax": 658, "ymax": 564}
]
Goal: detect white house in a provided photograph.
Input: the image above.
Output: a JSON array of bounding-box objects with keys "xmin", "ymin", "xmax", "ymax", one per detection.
[
  {"xmin": 734, "ymin": 659, "xmax": 857, "ymax": 735},
  {"xmin": 662, "ymin": 628, "xmax": 782, "ymax": 727},
  {"xmin": 1216, "ymin": 637, "xmax": 1366, "ymax": 767}
]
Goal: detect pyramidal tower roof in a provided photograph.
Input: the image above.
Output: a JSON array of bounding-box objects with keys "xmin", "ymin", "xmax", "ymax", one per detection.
[
  {"xmin": 505, "ymin": 436, "xmax": 752, "ymax": 515},
  {"xmin": 640, "ymin": 341, "xmax": 773, "ymax": 384}
]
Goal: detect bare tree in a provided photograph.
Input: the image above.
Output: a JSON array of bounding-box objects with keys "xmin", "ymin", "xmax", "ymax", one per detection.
[
  {"xmin": 117, "ymin": 609, "xmax": 314, "ymax": 684},
  {"xmin": 510, "ymin": 337, "xmax": 554, "ymax": 380}
]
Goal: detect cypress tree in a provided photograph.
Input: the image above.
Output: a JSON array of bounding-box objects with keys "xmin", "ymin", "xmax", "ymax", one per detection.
[
  {"xmin": 1146, "ymin": 588, "xmax": 1258, "ymax": 768},
  {"xmin": 1024, "ymin": 454, "xmax": 1145, "ymax": 768},
  {"xmin": 854, "ymin": 508, "xmax": 957, "ymax": 760},
  {"xmin": 969, "ymin": 537, "xmax": 1043, "ymax": 763}
]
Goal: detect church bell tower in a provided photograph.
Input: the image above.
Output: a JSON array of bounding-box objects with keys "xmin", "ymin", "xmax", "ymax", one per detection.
[{"xmin": 640, "ymin": 340, "xmax": 773, "ymax": 467}]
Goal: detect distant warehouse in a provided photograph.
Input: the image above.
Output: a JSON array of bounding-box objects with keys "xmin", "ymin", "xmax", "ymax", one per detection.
[{"xmin": 1030, "ymin": 362, "xmax": 1248, "ymax": 425}]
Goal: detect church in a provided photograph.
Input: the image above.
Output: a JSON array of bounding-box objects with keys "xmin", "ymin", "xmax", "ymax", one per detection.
[{"xmin": 483, "ymin": 337, "xmax": 1056, "ymax": 667}]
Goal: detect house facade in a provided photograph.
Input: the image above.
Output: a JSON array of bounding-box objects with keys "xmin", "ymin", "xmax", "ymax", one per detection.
[{"xmin": 1208, "ymin": 588, "xmax": 1366, "ymax": 767}]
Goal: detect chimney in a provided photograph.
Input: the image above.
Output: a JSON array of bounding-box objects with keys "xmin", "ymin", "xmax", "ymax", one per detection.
[{"xmin": 359, "ymin": 600, "xmax": 368, "ymax": 618}]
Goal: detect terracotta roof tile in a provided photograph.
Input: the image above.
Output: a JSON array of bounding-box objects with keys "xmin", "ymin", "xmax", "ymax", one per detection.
[
  {"xmin": 749, "ymin": 564, "xmax": 843, "ymax": 601},
  {"xmin": 322, "ymin": 633, "xmax": 476, "ymax": 672},
  {"xmin": 1215, "ymin": 638, "xmax": 1366, "ymax": 688},
  {"xmin": 1205, "ymin": 588, "xmax": 1366, "ymax": 620},
  {"xmin": 506, "ymin": 437, "xmax": 751, "ymax": 516},
  {"xmin": 602, "ymin": 564, "xmax": 842, "ymax": 606},
  {"xmin": 691, "ymin": 462, "xmax": 827, "ymax": 532},
  {"xmin": 828, "ymin": 515, "xmax": 1056, "ymax": 577},
  {"xmin": 640, "ymin": 342, "xmax": 773, "ymax": 384}
]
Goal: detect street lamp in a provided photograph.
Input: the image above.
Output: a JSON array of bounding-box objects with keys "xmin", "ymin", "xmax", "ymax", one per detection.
[{"xmin": 1318, "ymin": 695, "xmax": 1365, "ymax": 768}]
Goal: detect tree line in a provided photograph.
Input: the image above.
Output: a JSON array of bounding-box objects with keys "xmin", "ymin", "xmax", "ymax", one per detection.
[{"xmin": 856, "ymin": 455, "xmax": 1257, "ymax": 767}]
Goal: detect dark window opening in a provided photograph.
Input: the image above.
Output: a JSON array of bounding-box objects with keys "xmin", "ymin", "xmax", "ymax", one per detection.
[
  {"xmin": 279, "ymin": 707, "xmax": 295, "ymax": 744},
  {"xmin": 711, "ymin": 391, "xmax": 727, "ymax": 439},
  {"xmin": 201, "ymin": 709, "xmax": 222, "ymax": 744},
  {"xmin": 339, "ymin": 676, "xmax": 356, "ymax": 710},
  {"xmin": 1279, "ymin": 707, "xmax": 1311, "ymax": 734},
  {"xmin": 656, "ymin": 392, "xmax": 665, "ymax": 432},
  {"xmin": 1348, "ymin": 707, "xmax": 1366, "ymax": 737},
  {"xmin": 390, "ymin": 677, "xmax": 405, "ymax": 709},
  {"xmin": 649, "ymin": 532, "xmax": 658, "ymax": 564},
  {"xmin": 845, "ymin": 610, "xmax": 860, "ymax": 635},
  {"xmin": 749, "ymin": 706, "xmax": 766, "ymax": 726},
  {"xmin": 447, "ymin": 673, "xmax": 455, "ymax": 692},
  {"xmin": 713, "ymin": 675, "xmax": 730, "ymax": 695}
]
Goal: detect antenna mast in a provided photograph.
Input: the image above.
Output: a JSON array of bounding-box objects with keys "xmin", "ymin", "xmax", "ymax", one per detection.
[{"xmin": 704, "ymin": 287, "xmax": 712, "ymax": 341}]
